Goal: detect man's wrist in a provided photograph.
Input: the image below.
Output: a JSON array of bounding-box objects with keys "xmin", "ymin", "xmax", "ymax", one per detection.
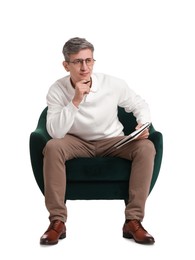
[{"xmin": 72, "ymin": 99, "xmax": 80, "ymax": 108}]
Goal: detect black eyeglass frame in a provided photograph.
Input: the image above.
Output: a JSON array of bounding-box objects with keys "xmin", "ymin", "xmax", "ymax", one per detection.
[{"xmin": 67, "ymin": 58, "xmax": 96, "ymax": 66}]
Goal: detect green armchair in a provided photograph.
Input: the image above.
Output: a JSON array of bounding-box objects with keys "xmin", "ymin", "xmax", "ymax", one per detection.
[{"xmin": 29, "ymin": 107, "xmax": 163, "ymax": 203}]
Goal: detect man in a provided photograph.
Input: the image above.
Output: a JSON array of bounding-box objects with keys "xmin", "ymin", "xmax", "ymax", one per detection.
[{"xmin": 40, "ymin": 37, "xmax": 156, "ymax": 245}]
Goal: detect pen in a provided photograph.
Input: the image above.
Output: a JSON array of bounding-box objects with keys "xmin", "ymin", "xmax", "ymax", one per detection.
[{"xmin": 84, "ymin": 80, "xmax": 91, "ymax": 84}]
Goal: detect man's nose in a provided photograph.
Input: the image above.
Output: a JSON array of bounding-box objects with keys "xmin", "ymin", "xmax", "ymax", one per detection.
[{"xmin": 80, "ymin": 60, "xmax": 88, "ymax": 69}]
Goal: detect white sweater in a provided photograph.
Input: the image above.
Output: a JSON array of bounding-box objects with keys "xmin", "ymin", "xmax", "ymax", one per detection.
[{"xmin": 46, "ymin": 73, "xmax": 151, "ymax": 140}]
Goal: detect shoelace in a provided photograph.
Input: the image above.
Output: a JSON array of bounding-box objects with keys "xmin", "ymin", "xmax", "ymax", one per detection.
[
  {"xmin": 48, "ymin": 221, "xmax": 61, "ymax": 232},
  {"xmin": 131, "ymin": 220, "xmax": 146, "ymax": 232}
]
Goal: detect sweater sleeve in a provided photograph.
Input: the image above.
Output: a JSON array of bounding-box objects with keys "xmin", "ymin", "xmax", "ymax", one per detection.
[
  {"xmin": 118, "ymin": 82, "xmax": 151, "ymax": 124},
  {"xmin": 46, "ymin": 85, "xmax": 79, "ymax": 139}
]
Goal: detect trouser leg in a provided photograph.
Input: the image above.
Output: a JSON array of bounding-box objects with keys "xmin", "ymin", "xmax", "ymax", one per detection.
[
  {"xmin": 42, "ymin": 134, "xmax": 94, "ymax": 223},
  {"xmin": 43, "ymin": 134, "xmax": 155, "ymax": 223},
  {"xmin": 95, "ymin": 137, "xmax": 156, "ymax": 221}
]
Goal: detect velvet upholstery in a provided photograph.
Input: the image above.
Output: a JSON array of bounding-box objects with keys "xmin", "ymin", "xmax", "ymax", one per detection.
[{"xmin": 29, "ymin": 107, "xmax": 163, "ymax": 202}]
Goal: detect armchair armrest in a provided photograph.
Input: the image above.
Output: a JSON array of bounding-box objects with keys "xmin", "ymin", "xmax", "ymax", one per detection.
[
  {"xmin": 29, "ymin": 126, "xmax": 51, "ymax": 194},
  {"xmin": 148, "ymin": 130, "xmax": 163, "ymax": 191}
]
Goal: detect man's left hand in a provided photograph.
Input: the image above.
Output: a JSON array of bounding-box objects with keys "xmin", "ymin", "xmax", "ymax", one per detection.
[{"xmin": 135, "ymin": 124, "xmax": 149, "ymax": 140}]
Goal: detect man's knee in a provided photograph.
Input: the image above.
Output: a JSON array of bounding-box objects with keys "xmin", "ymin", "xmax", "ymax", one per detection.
[
  {"xmin": 140, "ymin": 139, "xmax": 156, "ymax": 156},
  {"xmin": 43, "ymin": 138, "xmax": 63, "ymax": 156},
  {"xmin": 136, "ymin": 139, "xmax": 156, "ymax": 157}
]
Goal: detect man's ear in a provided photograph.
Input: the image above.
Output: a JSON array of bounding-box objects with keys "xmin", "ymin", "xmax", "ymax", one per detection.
[{"xmin": 63, "ymin": 61, "xmax": 69, "ymax": 72}]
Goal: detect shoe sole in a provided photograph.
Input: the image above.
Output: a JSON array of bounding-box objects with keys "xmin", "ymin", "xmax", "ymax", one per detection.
[
  {"xmin": 123, "ymin": 232, "xmax": 155, "ymax": 245},
  {"xmin": 123, "ymin": 232, "xmax": 133, "ymax": 239}
]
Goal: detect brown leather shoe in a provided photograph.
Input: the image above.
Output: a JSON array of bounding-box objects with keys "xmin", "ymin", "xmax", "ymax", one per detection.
[
  {"xmin": 40, "ymin": 220, "xmax": 66, "ymax": 245},
  {"xmin": 123, "ymin": 219, "xmax": 155, "ymax": 245}
]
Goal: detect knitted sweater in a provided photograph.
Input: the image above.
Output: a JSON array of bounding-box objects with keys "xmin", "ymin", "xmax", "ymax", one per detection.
[{"xmin": 46, "ymin": 73, "xmax": 151, "ymax": 140}]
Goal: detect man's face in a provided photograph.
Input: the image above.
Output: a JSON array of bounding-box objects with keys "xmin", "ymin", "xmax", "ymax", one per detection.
[{"xmin": 63, "ymin": 49, "xmax": 95, "ymax": 85}]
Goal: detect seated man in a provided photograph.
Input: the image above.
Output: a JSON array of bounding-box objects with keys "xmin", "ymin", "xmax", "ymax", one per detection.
[{"xmin": 40, "ymin": 37, "xmax": 156, "ymax": 245}]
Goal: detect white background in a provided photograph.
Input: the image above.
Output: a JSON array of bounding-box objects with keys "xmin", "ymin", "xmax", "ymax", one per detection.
[{"xmin": 0, "ymin": 0, "xmax": 195, "ymax": 259}]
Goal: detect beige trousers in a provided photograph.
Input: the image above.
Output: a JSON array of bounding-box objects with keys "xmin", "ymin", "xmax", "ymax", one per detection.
[{"xmin": 43, "ymin": 134, "xmax": 156, "ymax": 223}]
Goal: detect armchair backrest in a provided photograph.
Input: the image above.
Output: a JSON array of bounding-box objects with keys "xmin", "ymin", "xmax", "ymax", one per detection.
[{"xmin": 117, "ymin": 107, "xmax": 137, "ymax": 135}]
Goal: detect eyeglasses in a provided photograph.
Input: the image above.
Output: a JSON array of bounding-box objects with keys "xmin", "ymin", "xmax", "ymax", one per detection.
[{"xmin": 68, "ymin": 58, "xmax": 96, "ymax": 67}]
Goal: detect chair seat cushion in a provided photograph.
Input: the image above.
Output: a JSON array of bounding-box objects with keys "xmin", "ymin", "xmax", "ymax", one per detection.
[{"xmin": 66, "ymin": 157, "xmax": 131, "ymax": 182}]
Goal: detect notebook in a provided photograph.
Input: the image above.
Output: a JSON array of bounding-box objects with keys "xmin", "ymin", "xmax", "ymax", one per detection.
[{"xmin": 114, "ymin": 122, "xmax": 151, "ymax": 149}]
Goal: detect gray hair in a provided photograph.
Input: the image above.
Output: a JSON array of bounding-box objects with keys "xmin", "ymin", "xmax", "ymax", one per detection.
[{"xmin": 62, "ymin": 37, "xmax": 94, "ymax": 61}]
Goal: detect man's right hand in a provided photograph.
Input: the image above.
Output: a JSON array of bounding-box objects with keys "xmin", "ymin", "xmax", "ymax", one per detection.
[{"xmin": 72, "ymin": 79, "xmax": 91, "ymax": 107}]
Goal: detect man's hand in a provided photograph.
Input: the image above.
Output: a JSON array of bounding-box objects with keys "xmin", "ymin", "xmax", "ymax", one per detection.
[
  {"xmin": 135, "ymin": 123, "xmax": 149, "ymax": 140},
  {"xmin": 72, "ymin": 79, "xmax": 91, "ymax": 107}
]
